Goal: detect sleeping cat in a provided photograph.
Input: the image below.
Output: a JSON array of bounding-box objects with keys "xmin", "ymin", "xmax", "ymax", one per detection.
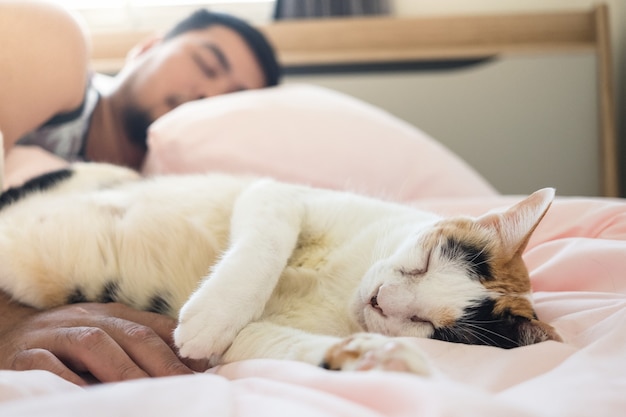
[{"xmin": 0, "ymin": 162, "xmax": 561, "ymax": 376}]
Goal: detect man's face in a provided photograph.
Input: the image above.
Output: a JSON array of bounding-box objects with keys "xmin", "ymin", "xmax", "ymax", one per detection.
[{"xmin": 115, "ymin": 25, "xmax": 266, "ymax": 146}]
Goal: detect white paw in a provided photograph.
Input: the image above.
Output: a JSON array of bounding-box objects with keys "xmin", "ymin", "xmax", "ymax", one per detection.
[
  {"xmin": 174, "ymin": 297, "xmax": 244, "ymax": 364},
  {"xmin": 322, "ymin": 333, "xmax": 431, "ymax": 376}
]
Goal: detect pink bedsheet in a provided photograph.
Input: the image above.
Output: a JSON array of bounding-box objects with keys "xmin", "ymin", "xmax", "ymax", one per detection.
[{"xmin": 1, "ymin": 194, "xmax": 625, "ymax": 416}]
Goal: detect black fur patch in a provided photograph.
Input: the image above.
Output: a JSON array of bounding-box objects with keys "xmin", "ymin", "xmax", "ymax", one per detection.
[
  {"xmin": 98, "ymin": 281, "xmax": 120, "ymax": 303},
  {"xmin": 67, "ymin": 287, "xmax": 88, "ymax": 304},
  {"xmin": 431, "ymin": 298, "xmax": 522, "ymax": 349},
  {"xmin": 0, "ymin": 169, "xmax": 73, "ymax": 211},
  {"xmin": 441, "ymin": 237, "xmax": 492, "ymax": 280},
  {"xmin": 146, "ymin": 294, "xmax": 170, "ymax": 315}
]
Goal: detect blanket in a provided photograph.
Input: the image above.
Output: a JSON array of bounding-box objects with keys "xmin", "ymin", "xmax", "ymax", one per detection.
[
  {"xmin": 1, "ymin": 195, "xmax": 624, "ymax": 417},
  {"xmin": 1, "ymin": 84, "xmax": 624, "ymax": 416}
]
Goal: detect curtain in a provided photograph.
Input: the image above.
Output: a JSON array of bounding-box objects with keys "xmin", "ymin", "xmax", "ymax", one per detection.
[{"xmin": 273, "ymin": 0, "xmax": 391, "ymax": 20}]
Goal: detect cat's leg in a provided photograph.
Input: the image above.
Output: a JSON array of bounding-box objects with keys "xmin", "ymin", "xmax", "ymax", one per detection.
[
  {"xmin": 175, "ymin": 180, "xmax": 304, "ymax": 362},
  {"xmin": 321, "ymin": 333, "xmax": 431, "ymax": 375},
  {"xmin": 221, "ymin": 322, "xmax": 432, "ymax": 376}
]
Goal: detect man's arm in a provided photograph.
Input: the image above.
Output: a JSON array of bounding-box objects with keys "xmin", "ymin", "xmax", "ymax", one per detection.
[
  {"xmin": 0, "ymin": 1, "xmax": 90, "ymax": 150},
  {"xmin": 0, "ymin": 290, "xmax": 204, "ymax": 385}
]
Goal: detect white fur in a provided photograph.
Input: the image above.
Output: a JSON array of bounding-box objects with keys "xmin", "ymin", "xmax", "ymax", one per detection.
[{"xmin": 0, "ymin": 163, "xmax": 554, "ymax": 374}]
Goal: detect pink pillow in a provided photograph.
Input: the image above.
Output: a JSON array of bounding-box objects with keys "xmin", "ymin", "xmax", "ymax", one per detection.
[{"xmin": 144, "ymin": 84, "xmax": 497, "ymax": 201}]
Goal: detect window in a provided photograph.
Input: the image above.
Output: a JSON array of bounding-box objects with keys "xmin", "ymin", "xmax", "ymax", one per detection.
[
  {"xmin": 53, "ymin": 0, "xmax": 272, "ymax": 8},
  {"xmin": 50, "ymin": 0, "xmax": 276, "ymax": 31}
]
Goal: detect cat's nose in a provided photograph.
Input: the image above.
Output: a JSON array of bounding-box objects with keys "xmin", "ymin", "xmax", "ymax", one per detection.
[
  {"xmin": 370, "ymin": 295, "xmax": 385, "ymax": 316},
  {"xmin": 376, "ymin": 284, "xmax": 434, "ymax": 326},
  {"xmin": 375, "ymin": 284, "xmax": 407, "ymax": 317}
]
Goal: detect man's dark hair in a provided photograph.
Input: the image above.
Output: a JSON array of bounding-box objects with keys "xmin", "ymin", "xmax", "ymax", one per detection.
[{"xmin": 164, "ymin": 9, "xmax": 281, "ymax": 86}]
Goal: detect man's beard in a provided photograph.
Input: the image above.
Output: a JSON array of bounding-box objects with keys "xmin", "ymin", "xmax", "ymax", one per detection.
[{"xmin": 121, "ymin": 106, "xmax": 152, "ymax": 151}]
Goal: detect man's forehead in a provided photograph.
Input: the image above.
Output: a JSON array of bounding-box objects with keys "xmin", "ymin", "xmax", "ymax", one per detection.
[{"xmin": 185, "ymin": 25, "xmax": 246, "ymax": 47}]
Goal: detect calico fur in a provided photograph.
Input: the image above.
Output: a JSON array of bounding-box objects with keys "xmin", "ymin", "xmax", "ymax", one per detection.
[{"xmin": 0, "ymin": 162, "xmax": 561, "ymax": 375}]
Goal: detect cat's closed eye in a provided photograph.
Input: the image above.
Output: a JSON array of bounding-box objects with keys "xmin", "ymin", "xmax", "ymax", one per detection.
[
  {"xmin": 409, "ymin": 315, "xmax": 432, "ymax": 325},
  {"xmin": 397, "ymin": 249, "xmax": 431, "ymax": 278}
]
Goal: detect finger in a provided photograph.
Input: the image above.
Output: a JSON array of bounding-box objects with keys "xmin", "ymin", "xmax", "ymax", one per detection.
[
  {"xmin": 52, "ymin": 326, "xmax": 150, "ymax": 383},
  {"xmin": 12, "ymin": 348, "xmax": 87, "ymax": 386},
  {"xmin": 86, "ymin": 303, "xmax": 203, "ymax": 374},
  {"xmin": 102, "ymin": 306, "xmax": 209, "ymax": 373},
  {"xmin": 41, "ymin": 303, "xmax": 194, "ymax": 378},
  {"xmin": 127, "ymin": 311, "xmax": 178, "ymax": 347},
  {"xmin": 104, "ymin": 311, "xmax": 209, "ymax": 373},
  {"xmin": 87, "ymin": 303, "xmax": 178, "ymax": 345},
  {"xmin": 99, "ymin": 318, "xmax": 195, "ymax": 378},
  {"xmin": 181, "ymin": 357, "xmax": 211, "ymax": 373}
]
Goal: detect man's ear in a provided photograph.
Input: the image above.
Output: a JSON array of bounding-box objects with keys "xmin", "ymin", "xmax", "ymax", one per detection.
[{"xmin": 126, "ymin": 33, "xmax": 164, "ymax": 62}]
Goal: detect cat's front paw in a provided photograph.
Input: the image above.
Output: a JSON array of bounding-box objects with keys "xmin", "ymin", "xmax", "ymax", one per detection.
[
  {"xmin": 321, "ymin": 333, "xmax": 431, "ymax": 376},
  {"xmin": 174, "ymin": 300, "xmax": 241, "ymax": 364}
]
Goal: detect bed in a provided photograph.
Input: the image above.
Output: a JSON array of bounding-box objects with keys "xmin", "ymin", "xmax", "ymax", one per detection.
[
  {"xmin": 2, "ymin": 81, "xmax": 625, "ymax": 417},
  {"xmin": 1, "ymin": 6, "xmax": 625, "ymax": 417}
]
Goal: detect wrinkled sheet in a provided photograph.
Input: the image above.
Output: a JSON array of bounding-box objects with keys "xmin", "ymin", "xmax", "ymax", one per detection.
[{"xmin": 1, "ymin": 194, "xmax": 625, "ymax": 417}]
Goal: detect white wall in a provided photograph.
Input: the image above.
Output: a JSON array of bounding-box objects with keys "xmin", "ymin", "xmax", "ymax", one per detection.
[
  {"xmin": 392, "ymin": 0, "xmax": 625, "ymax": 195},
  {"xmin": 392, "ymin": 0, "xmax": 624, "ymax": 86}
]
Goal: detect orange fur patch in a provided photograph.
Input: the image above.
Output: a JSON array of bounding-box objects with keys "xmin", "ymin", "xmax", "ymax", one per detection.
[
  {"xmin": 426, "ymin": 216, "xmax": 538, "ymax": 321},
  {"xmin": 433, "ymin": 307, "xmax": 458, "ymax": 327},
  {"xmin": 322, "ymin": 338, "xmax": 362, "ymax": 370}
]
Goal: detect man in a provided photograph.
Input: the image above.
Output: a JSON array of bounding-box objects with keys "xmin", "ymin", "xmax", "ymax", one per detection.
[
  {"xmin": 0, "ymin": 1, "xmax": 280, "ymax": 385},
  {"xmin": 2, "ymin": 4, "xmax": 280, "ymax": 167}
]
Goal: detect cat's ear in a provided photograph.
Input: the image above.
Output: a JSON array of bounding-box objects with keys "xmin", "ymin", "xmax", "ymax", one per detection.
[
  {"xmin": 476, "ymin": 188, "xmax": 555, "ymax": 256},
  {"xmin": 517, "ymin": 318, "xmax": 563, "ymax": 345}
]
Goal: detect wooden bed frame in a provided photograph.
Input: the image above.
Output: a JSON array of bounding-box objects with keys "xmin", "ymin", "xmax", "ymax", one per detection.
[{"xmin": 90, "ymin": 5, "xmax": 617, "ymax": 197}]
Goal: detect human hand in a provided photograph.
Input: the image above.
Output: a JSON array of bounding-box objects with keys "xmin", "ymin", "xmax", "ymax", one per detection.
[{"xmin": 0, "ymin": 293, "xmax": 207, "ymax": 386}]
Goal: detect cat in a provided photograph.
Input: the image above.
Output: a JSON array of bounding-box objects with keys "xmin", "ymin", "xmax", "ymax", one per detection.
[{"xmin": 0, "ymin": 162, "xmax": 561, "ymax": 376}]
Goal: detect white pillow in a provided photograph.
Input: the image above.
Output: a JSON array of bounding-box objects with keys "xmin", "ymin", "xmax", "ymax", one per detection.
[{"xmin": 143, "ymin": 84, "xmax": 497, "ymax": 201}]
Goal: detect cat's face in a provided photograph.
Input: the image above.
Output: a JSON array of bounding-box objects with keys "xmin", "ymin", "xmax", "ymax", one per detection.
[{"xmin": 352, "ymin": 188, "xmax": 562, "ymax": 349}]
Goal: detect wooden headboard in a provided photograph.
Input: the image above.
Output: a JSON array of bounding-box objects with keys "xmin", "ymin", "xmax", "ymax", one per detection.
[{"xmin": 90, "ymin": 5, "xmax": 617, "ymax": 197}]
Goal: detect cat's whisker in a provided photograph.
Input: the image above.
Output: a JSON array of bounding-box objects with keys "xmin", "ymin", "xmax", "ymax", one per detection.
[
  {"xmin": 462, "ymin": 318, "xmax": 508, "ymax": 325},
  {"xmin": 471, "ymin": 258, "xmax": 491, "ymax": 269},
  {"xmin": 462, "ymin": 323, "xmax": 520, "ymax": 348},
  {"xmin": 468, "ymin": 246, "xmax": 489, "ymax": 265},
  {"xmin": 432, "ymin": 327, "xmax": 454, "ymax": 343},
  {"xmin": 435, "ymin": 320, "xmax": 514, "ymax": 348},
  {"xmin": 457, "ymin": 326, "xmax": 478, "ymax": 345},
  {"xmin": 448, "ymin": 327, "xmax": 473, "ymax": 345},
  {"xmin": 460, "ymin": 326, "xmax": 501, "ymax": 347},
  {"xmin": 435, "ymin": 325, "xmax": 475, "ymax": 345}
]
